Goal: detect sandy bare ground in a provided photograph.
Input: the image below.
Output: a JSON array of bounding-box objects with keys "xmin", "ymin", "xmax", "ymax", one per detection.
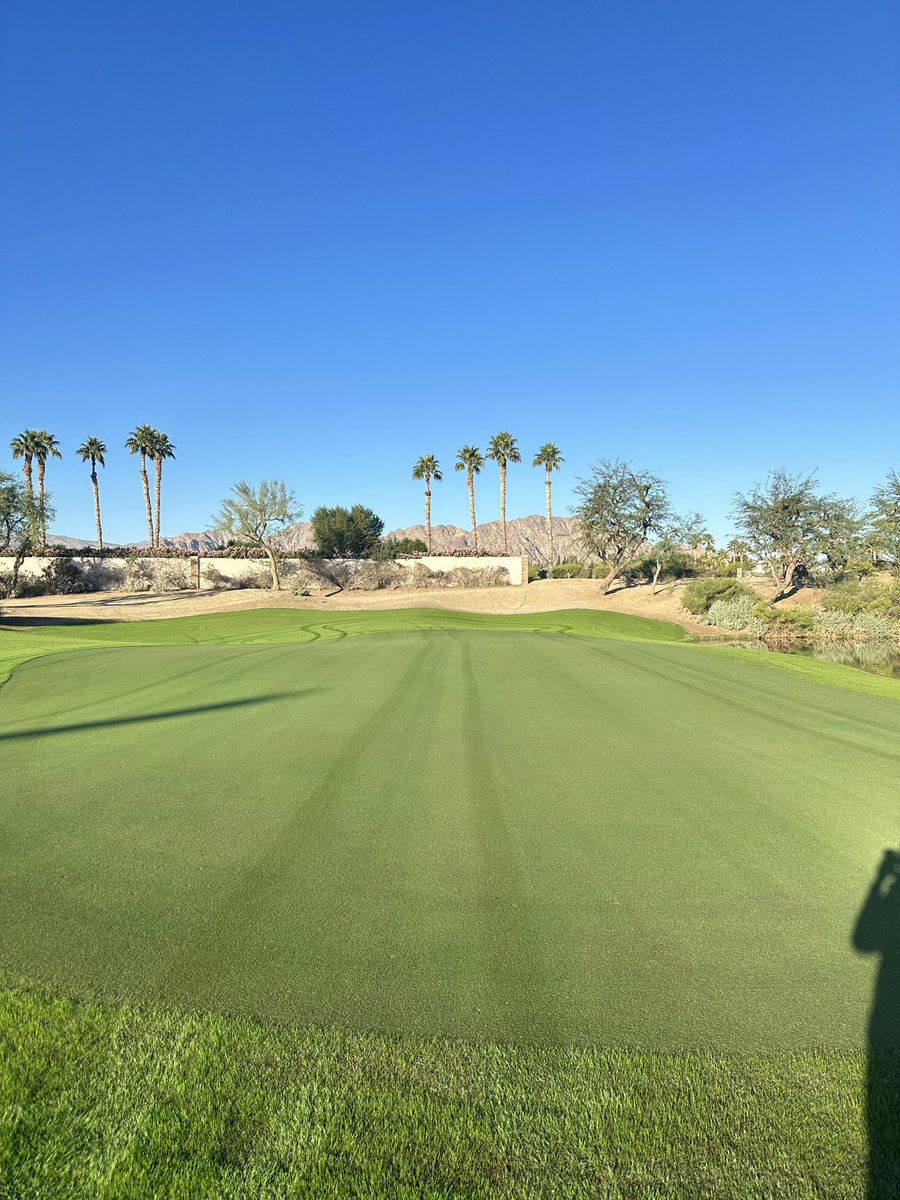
[{"xmin": 0, "ymin": 578, "xmax": 731, "ymax": 638}]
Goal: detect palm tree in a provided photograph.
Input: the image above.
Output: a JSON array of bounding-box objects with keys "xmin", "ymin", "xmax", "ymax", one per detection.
[
  {"xmin": 412, "ymin": 455, "xmax": 442, "ymax": 553},
  {"xmin": 532, "ymin": 443, "xmax": 564, "ymax": 566},
  {"xmin": 455, "ymin": 445, "xmax": 484, "ymax": 550},
  {"xmin": 10, "ymin": 429, "xmax": 42, "ymax": 543},
  {"xmin": 150, "ymin": 430, "xmax": 176, "ymax": 549},
  {"xmin": 77, "ymin": 438, "xmax": 107, "ymax": 550},
  {"xmin": 486, "ymin": 432, "xmax": 521, "ymax": 554},
  {"xmin": 34, "ymin": 430, "xmax": 62, "ymax": 548},
  {"xmin": 125, "ymin": 425, "xmax": 158, "ymax": 545}
]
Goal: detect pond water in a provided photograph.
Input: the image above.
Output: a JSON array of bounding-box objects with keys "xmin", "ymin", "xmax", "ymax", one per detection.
[{"xmin": 726, "ymin": 639, "xmax": 900, "ymax": 679}]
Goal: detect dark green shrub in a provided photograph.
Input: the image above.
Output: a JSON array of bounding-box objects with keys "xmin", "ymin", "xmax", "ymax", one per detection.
[
  {"xmin": 681, "ymin": 576, "xmax": 756, "ymax": 615},
  {"xmin": 40, "ymin": 558, "xmax": 91, "ymax": 595},
  {"xmin": 551, "ymin": 561, "xmax": 588, "ymax": 579},
  {"xmin": 372, "ymin": 537, "xmax": 427, "ymax": 561},
  {"xmin": 769, "ymin": 606, "xmax": 815, "ymax": 632}
]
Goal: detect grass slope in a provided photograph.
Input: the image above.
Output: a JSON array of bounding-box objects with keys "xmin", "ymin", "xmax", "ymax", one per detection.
[{"xmin": 1, "ymin": 607, "xmax": 898, "ymax": 1195}]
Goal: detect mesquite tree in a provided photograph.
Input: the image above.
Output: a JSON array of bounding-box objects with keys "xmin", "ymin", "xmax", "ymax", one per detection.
[
  {"xmin": 213, "ymin": 480, "xmax": 301, "ymax": 590},
  {"xmin": 574, "ymin": 460, "xmax": 671, "ymax": 595}
]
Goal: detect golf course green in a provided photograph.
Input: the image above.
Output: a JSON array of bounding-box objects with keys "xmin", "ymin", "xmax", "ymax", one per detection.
[
  {"xmin": 2, "ymin": 607, "xmax": 898, "ymax": 1047},
  {"xmin": 1, "ymin": 606, "xmax": 898, "ymax": 1195}
]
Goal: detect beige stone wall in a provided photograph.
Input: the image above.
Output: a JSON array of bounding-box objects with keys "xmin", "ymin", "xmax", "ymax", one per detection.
[{"xmin": 1, "ymin": 553, "xmax": 528, "ymax": 588}]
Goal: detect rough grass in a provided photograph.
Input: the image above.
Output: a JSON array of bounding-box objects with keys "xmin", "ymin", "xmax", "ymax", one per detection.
[
  {"xmin": 1, "ymin": 607, "xmax": 898, "ymax": 1195},
  {"xmin": 1, "ymin": 973, "xmax": 876, "ymax": 1200}
]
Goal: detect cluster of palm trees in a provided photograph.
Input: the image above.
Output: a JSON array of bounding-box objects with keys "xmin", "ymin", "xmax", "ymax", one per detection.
[
  {"xmin": 413, "ymin": 434, "xmax": 564, "ymax": 560},
  {"xmin": 8, "ymin": 425, "xmax": 175, "ymax": 551},
  {"xmin": 9, "ymin": 428, "xmax": 61, "ymax": 548}
]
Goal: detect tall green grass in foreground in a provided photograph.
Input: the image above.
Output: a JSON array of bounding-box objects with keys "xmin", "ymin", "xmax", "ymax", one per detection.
[{"xmin": 0, "ymin": 974, "xmax": 877, "ymax": 1200}]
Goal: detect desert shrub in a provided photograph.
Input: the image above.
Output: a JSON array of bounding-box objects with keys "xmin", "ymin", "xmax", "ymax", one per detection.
[
  {"xmin": 123, "ymin": 557, "xmax": 154, "ymax": 592},
  {"xmin": 39, "ymin": 558, "xmax": 91, "ymax": 595},
  {"xmin": 528, "ymin": 563, "xmax": 546, "ymax": 582},
  {"xmin": 448, "ymin": 566, "xmax": 509, "ymax": 588},
  {"xmin": 852, "ymin": 612, "xmax": 897, "ymax": 644},
  {"xmin": 407, "ymin": 563, "xmax": 433, "ymax": 589},
  {"xmin": 152, "ymin": 561, "xmax": 191, "ymax": 591},
  {"xmin": 550, "ymin": 561, "xmax": 588, "ymax": 579},
  {"xmin": 699, "ymin": 595, "xmax": 767, "ymax": 634},
  {"xmin": 201, "ymin": 564, "xmax": 238, "ymax": 589},
  {"xmin": 349, "ymin": 561, "xmax": 405, "ymax": 590},
  {"xmin": 7, "ymin": 570, "xmax": 44, "ymax": 598},
  {"xmin": 591, "ymin": 562, "xmax": 610, "ymax": 579},
  {"xmin": 768, "ymin": 606, "xmax": 815, "ymax": 633},
  {"xmin": 449, "ymin": 567, "xmax": 483, "ymax": 588},
  {"xmin": 811, "ymin": 607, "xmax": 854, "ymax": 640},
  {"xmin": 681, "ymin": 577, "xmax": 756, "ymax": 615},
  {"xmin": 80, "ymin": 561, "xmax": 125, "ymax": 590}
]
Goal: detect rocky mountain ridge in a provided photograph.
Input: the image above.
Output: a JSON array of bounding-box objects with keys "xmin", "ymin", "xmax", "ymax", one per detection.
[{"xmin": 46, "ymin": 515, "xmax": 587, "ymax": 565}]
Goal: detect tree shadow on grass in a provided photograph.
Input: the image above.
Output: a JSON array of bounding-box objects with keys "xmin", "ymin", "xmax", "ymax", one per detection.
[
  {"xmin": 853, "ymin": 850, "xmax": 900, "ymax": 1199},
  {"xmin": 0, "ymin": 691, "xmax": 311, "ymax": 741},
  {"xmin": 0, "ymin": 615, "xmax": 122, "ymax": 628}
]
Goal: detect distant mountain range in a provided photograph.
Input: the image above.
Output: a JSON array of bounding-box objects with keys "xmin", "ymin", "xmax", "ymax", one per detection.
[{"xmin": 48, "ymin": 515, "xmax": 586, "ymax": 565}]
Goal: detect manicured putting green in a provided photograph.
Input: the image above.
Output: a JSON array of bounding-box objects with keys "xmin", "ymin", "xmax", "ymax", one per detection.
[{"xmin": 1, "ymin": 608, "xmax": 898, "ymax": 1050}]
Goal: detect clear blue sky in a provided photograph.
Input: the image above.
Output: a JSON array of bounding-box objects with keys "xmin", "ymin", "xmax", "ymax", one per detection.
[{"xmin": 2, "ymin": 0, "xmax": 898, "ymax": 544}]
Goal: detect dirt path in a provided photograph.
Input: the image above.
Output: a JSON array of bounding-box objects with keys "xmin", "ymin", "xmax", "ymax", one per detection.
[{"xmin": 0, "ymin": 578, "xmax": 724, "ymax": 638}]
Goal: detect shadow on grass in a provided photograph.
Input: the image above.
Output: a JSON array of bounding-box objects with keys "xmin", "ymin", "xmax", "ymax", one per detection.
[
  {"xmin": 853, "ymin": 850, "xmax": 900, "ymax": 1199},
  {"xmin": 0, "ymin": 692, "xmax": 309, "ymax": 741},
  {"xmin": 0, "ymin": 615, "xmax": 121, "ymax": 628}
]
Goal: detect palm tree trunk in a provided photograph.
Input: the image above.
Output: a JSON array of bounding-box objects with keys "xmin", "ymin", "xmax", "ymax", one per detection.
[
  {"xmin": 140, "ymin": 453, "xmax": 154, "ymax": 546},
  {"xmin": 37, "ymin": 460, "xmax": 47, "ymax": 548},
  {"xmin": 22, "ymin": 457, "xmax": 35, "ymax": 544},
  {"xmin": 424, "ymin": 480, "xmax": 432, "ymax": 553},
  {"xmin": 545, "ymin": 469, "xmax": 553, "ymax": 566},
  {"xmin": 468, "ymin": 473, "xmax": 478, "ymax": 550},
  {"xmin": 500, "ymin": 463, "xmax": 507, "ymax": 554},
  {"xmin": 154, "ymin": 457, "xmax": 163, "ymax": 549},
  {"xmin": 91, "ymin": 464, "xmax": 104, "ymax": 551}
]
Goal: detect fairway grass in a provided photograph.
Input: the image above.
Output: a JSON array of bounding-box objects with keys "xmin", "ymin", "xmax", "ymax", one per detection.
[{"xmin": 1, "ymin": 606, "xmax": 898, "ymax": 1196}]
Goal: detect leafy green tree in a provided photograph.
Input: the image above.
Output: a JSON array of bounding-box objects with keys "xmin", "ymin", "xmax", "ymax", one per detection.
[
  {"xmin": 213, "ymin": 481, "xmax": 301, "ymax": 590},
  {"xmin": 574, "ymin": 460, "xmax": 671, "ymax": 595},
  {"xmin": 10, "ymin": 429, "xmax": 44, "ymax": 543},
  {"xmin": 486, "ymin": 433, "xmax": 521, "ymax": 554},
  {"xmin": 34, "ymin": 431, "xmax": 61, "ymax": 548},
  {"xmin": 0, "ymin": 471, "xmax": 31, "ymax": 553},
  {"xmin": 871, "ymin": 470, "xmax": 900, "ymax": 570},
  {"xmin": 310, "ymin": 505, "xmax": 384, "ymax": 558},
  {"xmin": 412, "ymin": 455, "xmax": 442, "ymax": 553},
  {"xmin": 649, "ymin": 512, "xmax": 705, "ymax": 595},
  {"xmin": 125, "ymin": 425, "xmax": 158, "ymax": 545},
  {"xmin": 77, "ymin": 438, "xmax": 107, "ymax": 550},
  {"xmin": 150, "ymin": 430, "xmax": 176, "ymax": 549},
  {"xmin": 817, "ymin": 496, "xmax": 865, "ymax": 577},
  {"xmin": 733, "ymin": 469, "xmax": 859, "ymax": 600},
  {"xmin": 532, "ymin": 443, "xmax": 564, "ymax": 566},
  {"xmin": 454, "ymin": 445, "xmax": 484, "ymax": 550}
]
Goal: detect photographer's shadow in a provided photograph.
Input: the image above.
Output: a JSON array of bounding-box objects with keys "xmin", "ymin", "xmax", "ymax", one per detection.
[{"xmin": 853, "ymin": 851, "xmax": 900, "ymax": 1198}]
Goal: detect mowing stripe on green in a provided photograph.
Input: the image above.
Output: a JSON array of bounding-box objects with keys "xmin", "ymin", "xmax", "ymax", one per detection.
[{"xmin": 2, "ymin": 622, "xmax": 897, "ymax": 1050}]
